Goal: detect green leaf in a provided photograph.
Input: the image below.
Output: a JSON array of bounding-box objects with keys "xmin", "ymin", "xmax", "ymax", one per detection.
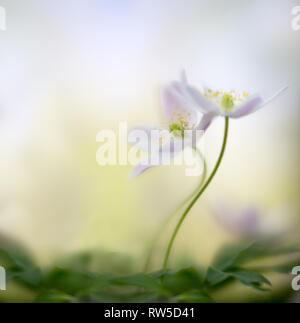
[
  {"xmin": 233, "ymin": 245, "xmax": 300, "ymax": 265},
  {"xmin": 151, "ymin": 269, "xmax": 169, "ymax": 280},
  {"xmin": 85, "ymin": 273, "xmax": 114, "ymax": 293},
  {"xmin": 212, "ymin": 242, "xmax": 256, "ymax": 270},
  {"xmin": 82, "ymin": 272, "xmax": 170, "ymax": 299},
  {"xmin": 162, "ymin": 267, "xmax": 204, "ymax": 295},
  {"xmin": 43, "ymin": 267, "xmax": 93, "ymax": 295},
  {"xmin": 83, "ymin": 273, "xmax": 170, "ymax": 302},
  {"xmin": 205, "ymin": 266, "xmax": 271, "ymax": 292},
  {"xmin": 174, "ymin": 290, "xmax": 214, "ymax": 303},
  {"xmin": 8, "ymin": 267, "xmax": 43, "ymax": 288},
  {"xmin": 0, "ymin": 248, "xmax": 43, "ymax": 289},
  {"xmin": 110, "ymin": 273, "xmax": 166, "ymax": 295},
  {"xmin": 0, "ymin": 247, "xmax": 36, "ymax": 269},
  {"xmin": 228, "ymin": 270, "xmax": 271, "ymax": 291},
  {"xmin": 205, "ymin": 267, "xmax": 231, "ymax": 287},
  {"xmin": 34, "ymin": 290, "xmax": 76, "ymax": 303},
  {"xmin": 213, "ymin": 242, "xmax": 299, "ymax": 271}
]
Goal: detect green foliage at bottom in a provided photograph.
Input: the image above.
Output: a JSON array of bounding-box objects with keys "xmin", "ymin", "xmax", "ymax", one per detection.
[{"xmin": 0, "ymin": 241, "xmax": 299, "ymax": 303}]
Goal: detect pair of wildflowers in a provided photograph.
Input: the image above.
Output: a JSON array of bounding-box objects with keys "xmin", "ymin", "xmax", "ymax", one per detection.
[{"xmin": 129, "ymin": 71, "xmax": 287, "ymax": 179}]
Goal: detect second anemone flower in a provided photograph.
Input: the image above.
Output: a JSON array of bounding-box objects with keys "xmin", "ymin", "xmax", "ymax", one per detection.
[
  {"xmin": 128, "ymin": 75, "xmax": 208, "ymax": 180},
  {"xmin": 179, "ymin": 71, "xmax": 288, "ymax": 130}
]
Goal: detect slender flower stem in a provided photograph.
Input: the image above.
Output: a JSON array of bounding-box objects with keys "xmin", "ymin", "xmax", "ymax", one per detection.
[
  {"xmin": 162, "ymin": 117, "xmax": 229, "ymax": 270},
  {"xmin": 143, "ymin": 149, "xmax": 207, "ymax": 273}
]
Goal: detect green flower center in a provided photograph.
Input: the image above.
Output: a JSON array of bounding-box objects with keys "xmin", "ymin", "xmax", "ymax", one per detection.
[
  {"xmin": 169, "ymin": 123, "xmax": 184, "ymax": 137},
  {"xmin": 204, "ymin": 89, "xmax": 249, "ymax": 112},
  {"xmin": 221, "ymin": 93, "xmax": 235, "ymax": 112}
]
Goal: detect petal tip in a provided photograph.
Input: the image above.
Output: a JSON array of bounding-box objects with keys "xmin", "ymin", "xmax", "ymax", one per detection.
[{"xmin": 128, "ymin": 163, "xmax": 153, "ymax": 180}]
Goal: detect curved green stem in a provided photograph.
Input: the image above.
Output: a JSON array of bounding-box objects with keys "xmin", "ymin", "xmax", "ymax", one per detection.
[
  {"xmin": 162, "ymin": 117, "xmax": 229, "ymax": 270},
  {"xmin": 143, "ymin": 149, "xmax": 207, "ymax": 273}
]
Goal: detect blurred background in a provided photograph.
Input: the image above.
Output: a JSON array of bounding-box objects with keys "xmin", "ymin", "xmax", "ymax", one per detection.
[{"xmin": 0, "ymin": 0, "xmax": 300, "ymax": 302}]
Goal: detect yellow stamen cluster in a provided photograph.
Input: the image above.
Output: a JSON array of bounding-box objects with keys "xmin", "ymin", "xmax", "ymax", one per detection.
[
  {"xmin": 204, "ymin": 89, "xmax": 249, "ymax": 112},
  {"xmin": 168, "ymin": 124, "xmax": 182, "ymax": 138},
  {"xmin": 171, "ymin": 108, "xmax": 191, "ymax": 128},
  {"xmin": 169, "ymin": 108, "xmax": 195, "ymax": 137}
]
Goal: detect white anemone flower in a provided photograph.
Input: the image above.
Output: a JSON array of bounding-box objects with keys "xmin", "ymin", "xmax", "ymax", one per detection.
[
  {"xmin": 128, "ymin": 76, "xmax": 206, "ymax": 180},
  {"xmin": 180, "ymin": 72, "xmax": 288, "ymax": 130}
]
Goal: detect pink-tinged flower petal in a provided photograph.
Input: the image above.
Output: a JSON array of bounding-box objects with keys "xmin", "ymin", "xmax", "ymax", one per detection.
[
  {"xmin": 162, "ymin": 84, "xmax": 199, "ymax": 127},
  {"xmin": 128, "ymin": 141, "xmax": 183, "ymax": 180},
  {"xmin": 162, "ymin": 83, "xmax": 186, "ymax": 118},
  {"xmin": 197, "ymin": 111, "xmax": 217, "ymax": 131},
  {"xmin": 184, "ymin": 86, "xmax": 220, "ymax": 114},
  {"xmin": 261, "ymin": 85, "xmax": 288, "ymax": 108},
  {"xmin": 226, "ymin": 95, "xmax": 263, "ymax": 118},
  {"xmin": 227, "ymin": 86, "xmax": 288, "ymax": 118},
  {"xmin": 179, "ymin": 70, "xmax": 216, "ymax": 113},
  {"xmin": 160, "ymin": 129, "xmax": 204, "ymax": 154},
  {"xmin": 128, "ymin": 161, "xmax": 154, "ymax": 180},
  {"xmin": 128, "ymin": 126, "xmax": 162, "ymax": 153},
  {"xmin": 129, "ymin": 127, "xmax": 203, "ymax": 179}
]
